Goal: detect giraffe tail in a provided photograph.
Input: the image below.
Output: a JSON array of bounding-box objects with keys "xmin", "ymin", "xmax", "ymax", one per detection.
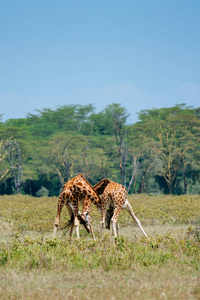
[
  {"xmin": 105, "ymin": 206, "xmax": 114, "ymax": 230},
  {"xmin": 61, "ymin": 215, "xmax": 74, "ymax": 231}
]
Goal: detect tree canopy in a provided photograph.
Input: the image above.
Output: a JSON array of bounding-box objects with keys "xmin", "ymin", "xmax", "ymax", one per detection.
[{"xmin": 0, "ymin": 103, "xmax": 199, "ymax": 196}]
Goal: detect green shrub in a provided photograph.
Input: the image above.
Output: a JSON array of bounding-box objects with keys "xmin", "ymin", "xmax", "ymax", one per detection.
[
  {"xmin": 36, "ymin": 186, "xmax": 49, "ymax": 197},
  {"xmin": 188, "ymin": 181, "xmax": 200, "ymax": 195}
]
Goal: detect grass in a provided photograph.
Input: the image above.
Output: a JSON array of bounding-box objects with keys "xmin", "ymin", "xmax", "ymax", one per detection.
[
  {"xmin": 0, "ymin": 194, "xmax": 200, "ymax": 299},
  {"xmin": 0, "ymin": 267, "xmax": 199, "ymax": 300}
]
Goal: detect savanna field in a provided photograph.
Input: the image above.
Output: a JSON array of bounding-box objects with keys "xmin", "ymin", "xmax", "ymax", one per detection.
[{"xmin": 0, "ymin": 194, "xmax": 200, "ymax": 300}]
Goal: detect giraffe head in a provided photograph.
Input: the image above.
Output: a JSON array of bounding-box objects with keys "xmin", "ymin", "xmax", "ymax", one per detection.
[
  {"xmin": 78, "ymin": 212, "xmax": 91, "ymax": 233},
  {"xmin": 62, "ymin": 212, "xmax": 91, "ymax": 233},
  {"xmin": 84, "ymin": 212, "xmax": 92, "ymax": 231}
]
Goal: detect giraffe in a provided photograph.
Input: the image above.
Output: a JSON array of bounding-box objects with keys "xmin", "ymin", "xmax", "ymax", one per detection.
[
  {"xmin": 93, "ymin": 178, "xmax": 148, "ymax": 238},
  {"xmin": 53, "ymin": 174, "xmax": 101, "ymax": 240}
]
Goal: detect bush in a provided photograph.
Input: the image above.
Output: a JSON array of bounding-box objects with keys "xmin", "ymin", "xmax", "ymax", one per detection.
[
  {"xmin": 36, "ymin": 186, "xmax": 49, "ymax": 197},
  {"xmin": 188, "ymin": 182, "xmax": 200, "ymax": 195}
]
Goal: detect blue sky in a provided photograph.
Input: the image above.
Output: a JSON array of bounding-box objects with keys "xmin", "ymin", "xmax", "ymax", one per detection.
[{"xmin": 0, "ymin": 0, "xmax": 200, "ymax": 123}]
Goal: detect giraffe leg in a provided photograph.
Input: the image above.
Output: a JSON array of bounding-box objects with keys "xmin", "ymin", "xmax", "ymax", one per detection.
[
  {"xmin": 90, "ymin": 224, "xmax": 96, "ymax": 241},
  {"xmin": 112, "ymin": 220, "xmax": 117, "ymax": 238},
  {"xmin": 73, "ymin": 201, "xmax": 80, "ymax": 239},
  {"xmin": 110, "ymin": 221, "xmax": 119, "ymax": 236},
  {"xmin": 69, "ymin": 222, "xmax": 74, "ymax": 237},
  {"xmin": 123, "ymin": 199, "xmax": 148, "ymax": 238},
  {"xmin": 100, "ymin": 209, "xmax": 106, "ymax": 236},
  {"xmin": 100, "ymin": 193, "xmax": 112, "ymax": 237},
  {"xmin": 53, "ymin": 192, "xmax": 65, "ymax": 237},
  {"xmin": 74, "ymin": 216, "xmax": 80, "ymax": 239},
  {"xmin": 111, "ymin": 207, "xmax": 123, "ymax": 238},
  {"xmin": 116, "ymin": 222, "xmax": 120, "ymax": 235},
  {"xmin": 82, "ymin": 198, "xmax": 96, "ymax": 240},
  {"xmin": 66, "ymin": 203, "xmax": 74, "ymax": 238},
  {"xmin": 53, "ymin": 225, "xmax": 58, "ymax": 238},
  {"xmin": 85, "ymin": 213, "xmax": 96, "ymax": 241}
]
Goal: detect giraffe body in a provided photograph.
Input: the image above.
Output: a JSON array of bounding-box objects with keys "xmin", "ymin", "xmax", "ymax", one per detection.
[
  {"xmin": 93, "ymin": 179, "xmax": 148, "ymax": 238},
  {"xmin": 53, "ymin": 174, "xmax": 101, "ymax": 240}
]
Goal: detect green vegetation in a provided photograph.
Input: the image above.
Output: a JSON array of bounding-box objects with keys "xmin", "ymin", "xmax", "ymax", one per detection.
[
  {"xmin": 0, "ymin": 103, "xmax": 200, "ymax": 196},
  {"xmin": 0, "ymin": 194, "xmax": 199, "ymax": 299},
  {"xmin": 1, "ymin": 104, "xmax": 199, "ymax": 298},
  {"xmin": 0, "ymin": 194, "xmax": 199, "ymax": 233}
]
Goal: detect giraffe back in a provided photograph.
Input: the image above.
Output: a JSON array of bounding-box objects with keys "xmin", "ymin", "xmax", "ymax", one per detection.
[
  {"xmin": 62, "ymin": 174, "xmax": 101, "ymax": 208},
  {"xmin": 96, "ymin": 180, "xmax": 127, "ymax": 208}
]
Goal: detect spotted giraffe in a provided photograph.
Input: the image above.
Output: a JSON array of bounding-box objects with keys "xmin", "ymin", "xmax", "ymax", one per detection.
[
  {"xmin": 93, "ymin": 178, "xmax": 148, "ymax": 238},
  {"xmin": 53, "ymin": 174, "xmax": 101, "ymax": 240}
]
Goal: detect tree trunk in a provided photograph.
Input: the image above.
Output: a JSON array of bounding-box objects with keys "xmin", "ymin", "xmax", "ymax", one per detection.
[{"xmin": 6, "ymin": 140, "xmax": 23, "ymax": 194}]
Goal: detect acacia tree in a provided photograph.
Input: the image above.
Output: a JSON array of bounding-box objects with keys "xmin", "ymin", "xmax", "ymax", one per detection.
[
  {"xmin": 45, "ymin": 133, "xmax": 108, "ymax": 189},
  {"xmin": 0, "ymin": 139, "xmax": 10, "ymax": 181},
  {"xmin": 103, "ymin": 103, "xmax": 145, "ymax": 192},
  {"xmin": 178, "ymin": 112, "xmax": 200, "ymax": 193},
  {"xmin": 4, "ymin": 140, "xmax": 23, "ymax": 194},
  {"xmin": 127, "ymin": 125, "xmax": 162, "ymax": 194},
  {"xmin": 126, "ymin": 153, "xmax": 140, "ymax": 193},
  {"xmin": 137, "ymin": 105, "xmax": 200, "ymax": 194},
  {"xmin": 154, "ymin": 126, "xmax": 183, "ymax": 194},
  {"xmin": 104, "ymin": 104, "xmax": 129, "ymax": 187},
  {"xmin": 46, "ymin": 134, "xmax": 78, "ymax": 188}
]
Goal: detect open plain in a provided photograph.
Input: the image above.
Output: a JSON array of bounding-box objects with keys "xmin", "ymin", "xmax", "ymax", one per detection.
[{"xmin": 0, "ymin": 194, "xmax": 199, "ymax": 299}]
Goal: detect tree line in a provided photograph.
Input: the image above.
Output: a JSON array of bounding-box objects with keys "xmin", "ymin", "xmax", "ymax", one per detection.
[{"xmin": 0, "ymin": 103, "xmax": 199, "ymax": 196}]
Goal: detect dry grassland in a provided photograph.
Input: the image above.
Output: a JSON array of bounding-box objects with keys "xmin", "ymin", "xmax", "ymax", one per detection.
[{"xmin": 0, "ymin": 194, "xmax": 199, "ymax": 299}]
